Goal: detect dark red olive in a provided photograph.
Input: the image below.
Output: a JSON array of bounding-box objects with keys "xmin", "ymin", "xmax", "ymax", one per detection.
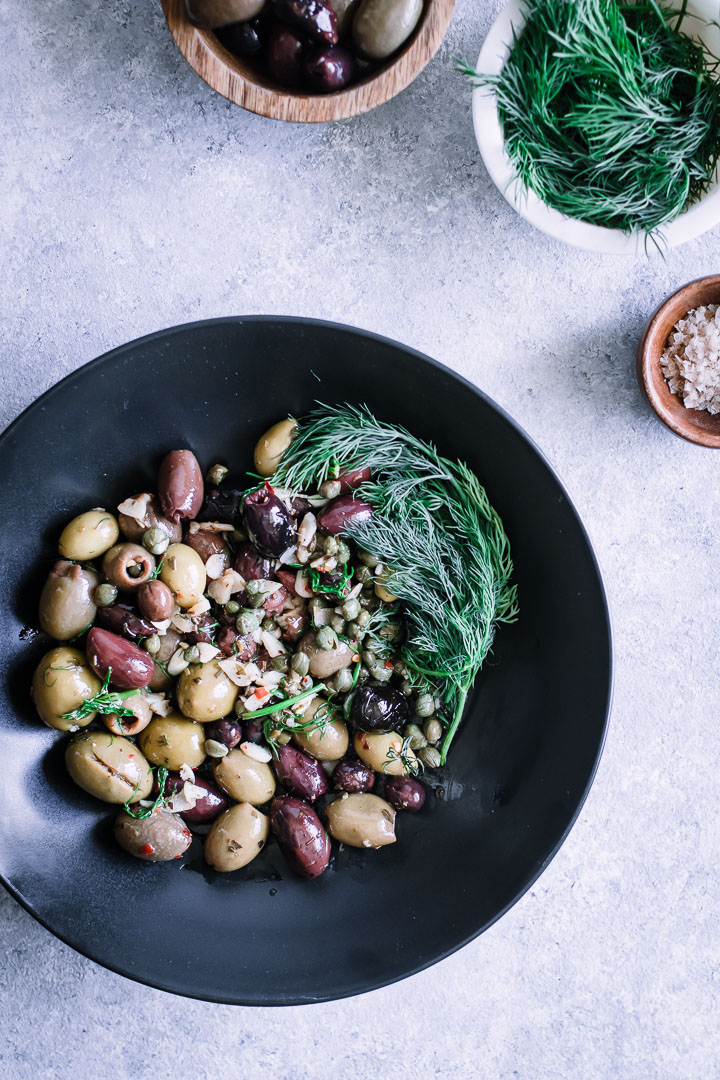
[
  {"xmin": 186, "ymin": 613, "xmax": 217, "ymax": 645},
  {"xmin": 275, "ymin": 568, "xmax": 298, "ymax": 595},
  {"xmin": 273, "ymin": 0, "xmax": 338, "ymax": 43},
  {"xmin": 205, "ymin": 717, "xmax": 243, "ymax": 748},
  {"xmin": 316, "ymin": 494, "xmax": 373, "ymax": 535},
  {"xmin": 198, "ymin": 487, "xmax": 245, "ymax": 527},
  {"xmin": 337, "ymin": 465, "xmax": 371, "ymax": 493},
  {"xmin": 242, "ymin": 718, "xmax": 265, "ymax": 744},
  {"xmin": 332, "ymin": 758, "xmax": 375, "ymax": 793},
  {"xmin": 95, "ymin": 603, "xmax": 156, "ymax": 641},
  {"xmin": 86, "ymin": 627, "xmax": 155, "ymax": 690},
  {"xmin": 263, "ymin": 584, "xmax": 288, "ymax": 614},
  {"xmin": 351, "ymin": 685, "xmax": 409, "ymax": 732},
  {"xmin": 291, "ymin": 496, "xmax": 313, "ymax": 517},
  {"xmin": 267, "ymin": 23, "xmax": 305, "ymax": 86},
  {"xmin": 304, "ymin": 44, "xmax": 354, "ymax": 91},
  {"xmin": 216, "ymin": 625, "xmax": 239, "ymax": 656},
  {"xmin": 384, "ymin": 776, "xmax": 425, "ymax": 812},
  {"xmin": 158, "ymin": 450, "xmax": 204, "ymax": 523},
  {"xmin": 281, "ymin": 610, "xmax": 306, "ymax": 642},
  {"xmin": 233, "ymin": 541, "xmax": 274, "ymax": 582},
  {"xmin": 270, "ymin": 796, "xmax": 331, "ymax": 879},
  {"xmin": 183, "ymin": 529, "xmax": 229, "ymax": 564},
  {"xmin": 244, "ymin": 487, "xmax": 296, "ymax": 557},
  {"xmin": 180, "ymin": 776, "xmax": 229, "ymax": 824},
  {"xmin": 273, "ymin": 744, "xmax": 329, "ymax": 801},
  {"xmin": 217, "ymin": 16, "xmax": 266, "ymax": 56}
]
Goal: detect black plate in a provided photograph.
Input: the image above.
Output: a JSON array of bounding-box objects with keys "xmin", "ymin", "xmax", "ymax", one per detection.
[{"xmin": 0, "ymin": 318, "xmax": 612, "ymax": 1005}]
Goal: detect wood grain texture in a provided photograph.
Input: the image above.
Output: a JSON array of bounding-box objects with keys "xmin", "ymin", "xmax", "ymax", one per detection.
[
  {"xmin": 637, "ymin": 274, "xmax": 720, "ymax": 449},
  {"xmin": 161, "ymin": 0, "xmax": 456, "ymax": 122}
]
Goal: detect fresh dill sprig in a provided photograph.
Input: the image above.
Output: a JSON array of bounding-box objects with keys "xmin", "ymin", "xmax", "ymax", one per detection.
[
  {"xmin": 262, "ymin": 697, "xmax": 337, "ymax": 750},
  {"xmin": 61, "ymin": 668, "xmax": 141, "ymax": 724},
  {"xmin": 123, "ymin": 765, "xmax": 169, "ymax": 820},
  {"xmin": 462, "ymin": 0, "xmax": 720, "ymax": 237},
  {"xmin": 308, "ymin": 564, "xmax": 353, "ymax": 597},
  {"xmin": 274, "ymin": 404, "xmax": 518, "ymax": 763},
  {"xmin": 385, "ymin": 735, "xmax": 424, "ymax": 778}
]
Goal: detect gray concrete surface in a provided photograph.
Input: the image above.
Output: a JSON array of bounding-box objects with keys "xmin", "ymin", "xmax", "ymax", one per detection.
[{"xmin": 2, "ymin": 0, "xmax": 719, "ymax": 1077}]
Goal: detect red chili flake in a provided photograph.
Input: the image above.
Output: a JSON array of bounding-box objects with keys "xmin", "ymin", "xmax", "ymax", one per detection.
[
  {"xmin": 362, "ymin": 740, "xmax": 370, "ymax": 750},
  {"xmin": 384, "ymin": 661, "xmax": 393, "ymax": 669},
  {"xmin": 140, "ymin": 843, "xmax": 155, "ymax": 855},
  {"xmin": 128, "ymin": 753, "xmax": 134, "ymax": 758},
  {"xmin": 264, "ymin": 480, "xmax": 275, "ymax": 494},
  {"xmin": 255, "ymin": 686, "xmax": 269, "ymax": 700}
]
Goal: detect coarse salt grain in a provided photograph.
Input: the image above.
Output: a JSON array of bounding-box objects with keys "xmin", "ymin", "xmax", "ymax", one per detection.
[{"xmin": 660, "ymin": 304, "xmax": 720, "ymax": 414}]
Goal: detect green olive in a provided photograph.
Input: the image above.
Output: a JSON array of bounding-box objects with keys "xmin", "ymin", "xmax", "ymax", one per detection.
[
  {"xmin": 213, "ymin": 749, "xmax": 276, "ymax": 805},
  {"xmin": 31, "ymin": 647, "xmax": 101, "ymax": 731},
  {"xmin": 186, "ymin": 0, "xmax": 265, "ymax": 29},
  {"xmin": 58, "ymin": 509, "xmax": 120, "ymax": 561},
  {"xmin": 353, "ymin": 729, "xmax": 416, "ymax": 775},
  {"xmin": 253, "ymin": 418, "xmax": 298, "ymax": 477},
  {"xmin": 326, "ymin": 793, "xmax": 396, "ymax": 848},
  {"xmin": 204, "ymin": 803, "xmax": 269, "ymax": 871},
  {"xmin": 65, "ymin": 731, "xmax": 153, "ymax": 803},
  {"xmin": 176, "ymin": 658, "xmax": 238, "ymax": 722},
  {"xmin": 38, "ymin": 561, "xmax": 99, "ymax": 641},
  {"xmin": 353, "ymin": 0, "xmax": 423, "ymax": 60},
  {"xmin": 114, "ymin": 808, "xmax": 192, "ymax": 862},
  {"xmin": 160, "ymin": 543, "xmax": 206, "ymax": 608},
  {"xmin": 139, "ymin": 713, "xmax": 206, "ymax": 770},
  {"xmin": 291, "ymin": 697, "xmax": 349, "ymax": 761},
  {"xmin": 297, "ymin": 631, "xmax": 355, "ymax": 679}
]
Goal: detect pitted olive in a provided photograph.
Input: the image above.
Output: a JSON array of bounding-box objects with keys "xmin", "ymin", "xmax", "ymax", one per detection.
[
  {"xmin": 160, "ymin": 543, "xmax": 206, "ymax": 608},
  {"xmin": 65, "ymin": 731, "xmax": 153, "ymax": 803},
  {"xmin": 102, "ymin": 543, "xmax": 155, "ymax": 590},
  {"xmin": 139, "ymin": 713, "xmax": 206, "ymax": 770},
  {"xmin": 58, "ymin": 509, "xmax": 120, "ymax": 561}
]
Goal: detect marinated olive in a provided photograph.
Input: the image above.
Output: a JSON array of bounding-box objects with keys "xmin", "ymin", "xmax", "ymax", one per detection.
[
  {"xmin": 102, "ymin": 543, "xmax": 155, "ymax": 590},
  {"xmin": 31, "ymin": 647, "xmax": 101, "ymax": 731},
  {"xmin": 337, "ymin": 464, "xmax": 371, "ymax": 492},
  {"xmin": 205, "ymin": 717, "xmax": 243, "ymax": 748},
  {"xmin": 137, "ymin": 579, "xmax": 175, "ymax": 622},
  {"xmin": 273, "ymin": 0, "xmax": 339, "ymax": 44},
  {"xmin": 272, "ymin": 743, "xmax": 329, "ymax": 801},
  {"xmin": 244, "ymin": 487, "xmax": 296, "ymax": 557},
  {"xmin": 114, "ymin": 808, "xmax": 192, "ymax": 862},
  {"xmin": 233, "ymin": 541, "xmax": 274, "ymax": 582},
  {"xmin": 305, "ymin": 44, "xmax": 354, "ymax": 91},
  {"xmin": 160, "ymin": 543, "xmax": 207, "ymax": 608},
  {"xmin": 291, "ymin": 698, "xmax": 349, "ymax": 761},
  {"xmin": 316, "ymin": 494, "xmax": 373, "ymax": 535},
  {"xmin": 186, "ymin": 0, "xmax": 266, "ymax": 28},
  {"xmin": 158, "ymin": 449, "xmax": 204, "ymax": 523},
  {"xmin": 139, "ymin": 714, "xmax": 206, "ymax": 770},
  {"xmin": 217, "ymin": 16, "xmax": 266, "ymax": 57},
  {"xmin": 118, "ymin": 493, "xmax": 182, "ymax": 544},
  {"xmin": 270, "ymin": 796, "xmax": 331, "ymax": 879},
  {"xmin": 104, "ymin": 692, "xmax": 153, "ymax": 737},
  {"xmin": 38, "ymin": 561, "xmax": 98, "ymax": 641},
  {"xmin": 353, "ymin": 0, "xmax": 423, "ymax": 60},
  {"xmin": 351, "ymin": 684, "xmax": 409, "ymax": 732},
  {"xmin": 384, "ymin": 775, "xmax": 425, "ymax": 812},
  {"xmin": 184, "ymin": 528, "xmax": 230, "ymax": 567},
  {"xmin": 177, "ymin": 775, "xmax": 229, "ymax": 824},
  {"xmin": 326, "ymin": 792, "xmax": 396, "ymax": 848},
  {"xmin": 95, "ymin": 602, "xmax": 156, "ymax": 641},
  {"xmin": 66, "ymin": 731, "xmax": 153, "ymax": 803},
  {"xmin": 204, "ymin": 803, "xmax": 269, "ymax": 872},
  {"xmin": 297, "ymin": 630, "xmax": 355, "ymax": 679},
  {"xmin": 253, "ymin": 418, "xmax": 298, "ymax": 477},
  {"xmin": 332, "ymin": 757, "xmax": 375, "ymax": 793},
  {"xmin": 57, "ymin": 509, "xmax": 120, "ymax": 562},
  {"xmin": 176, "ymin": 658, "xmax": 238, "ymax": 722},
  {"xmin": 86, "ymin": 627, "xmax": 155, "ymax": 690},
  {"xmin": 213, "ymin": 748, "xmax": 276, "ymax": 805},
  {"xmin": 353, "ymin": 729, "xmax": 417, "ymax": 775}
]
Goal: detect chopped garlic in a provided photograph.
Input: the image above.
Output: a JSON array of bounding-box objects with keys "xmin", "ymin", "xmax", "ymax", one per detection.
[
  {"xmin": 179, "ymin": 762, "xmax": 195, "ymax": 783},
  {"xmin": 207, "ymin": 568, "xmax": 244, "ymax": 605},
  {"xmin": 187, "ymin": 520, "xmax": 234, "ymax": 534},
  {"xmin": 261, "ymin": 630, "xmax": 286, "ymax": 658},
  {"xmin": 240, "ymin": 741, "xmax": 272, "ymax": 763},
  {"xmin": 187, "ymin": 595, "xmax": 211, "ymax": 617},
  {"xmin": 204, "ymin": 553, "xmax": 226, "ymax": 580},
  {"xmin": 146, "ymin": 692, "xmax": 171, "ymax": 717},
  {"xmin": 117, "ymin": 492, "xmax": 151, "ymax": 523},
  {"xmin": 167, "ymin": 649, "xmax": 191, "ymax": 676},
  {"xmin": 196, "ymin": 642, "xmax": 220, "ymax": 664},
  {"xmin": 218, "ymin": 658, "xmax": 260, "ymax": 687},
  {"xmin": 295, "ymin": 569, "xmax": 313, "ymax": 598},
  {"xmin": 298, "ymin": 512, "xmax": 317, "ymax": 548},
  {"xmin": 171, "ymin": 613, "xmax": 195, "ymax": 634},
  {"xmin": 151, "ymin": 618, "xmax": 172, "ymax": 634}
]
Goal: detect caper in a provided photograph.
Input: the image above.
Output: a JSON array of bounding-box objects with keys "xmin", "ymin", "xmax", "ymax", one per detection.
[
  {"xmin": 234, "ymin": 697, "xmax": 247, "ymax": 716},
  {"xmin": 291, "ymin": 652, "xmax": 310, "ymax": 677},
  {"xmin": 206, "ymin": 463, "xmax": 228, "ymax": 486},
  {"xmin": 142, "ymin": 527, "xmax": 170, "ymax": 556},
  {"xmin": 404, "ymin": 723, "xmax": 427, "ymax": 750},
  {"xmin": 356, "ymin": 609, "xmax": 371, "ymax": 628},
  {"xmin": 418, "ymin": 746, "xmax": 442, "ymax": 769},
  {"xmin": 184, "ymin": 644, "xmax": 201, "ymax": 663},
  {"xmin": 356, "ymin": 565, "xmax": 373, "ymax": 585},
  {"xmin": 416, "ymin": 693, "xmax": 435, "ymax": 717},
  {"xmin": 332, "ymin": 668, "xmax": 354, "ymax": 693},
  {"xmin": 362, "ymin": 650, "xmax": 376, "ymax": 667},
  {"xmin": 393, "ymin": 660, "xmax": 406, "ymax": 676},
  {"xmin": 320, "ymin": 479, "xmax": 342, "ymax": 499},
  {"xmin": 261, "ymin": 617, "xmax": 277, "ymax": 633},
  {"xmin": 331, "ymin": 615, "xmax": 346, "ymax": 634},
  {"xmin": 93, "ymin": 583, "xmax": 118, "ymax": 607},
  {"xmin": 423, "ymin": 717, "xmax": 443, "ymax": 744},
  {"xmin": 341, "ymin": 598, "xmax": 361, "ymax": 621},
  {"xmin": 316, "ymin": 626, "xmax": 338, "ymax": 651},
  {"xmin": 322, "ymin": 535, "xmax": 339, "ymax": 556},
  {"xmin": 369, "ymin": 663, "xmax": 392, "ymax": 684},
  {"xmin": 401, "ymin": 678, "xmax": 414, "ymax": 696},
  {"xmin": 346, "ymin": 621, "xmax": 360, "ymax": 639},
  {"xmin": 271, "ymin": 654, "xmax": 289, "ymax": 672},
  {"xmin": 237, "ymin": 610, "xmax": 260, "ymax": 634},
  {"xmin": 357, "ymin": 664, "xmax": 370, "ymax": 684},
  {"xmin": 335, "ymin": 540, "xmax": 351, "ymax": 565},
  {"xmin": 308, "ymin": 596, "xmax": 329, "ymax": 614},
  {"xmin": 225, "ymin": 599, "xmax": 240, "ymax": 615},
  {"xmin": 358, "ymin": 550, "xmax": 380, "ymax": 568},
  {"xmin": 144, "ymin": 634, "xmax": 161, "ymax": 655}
]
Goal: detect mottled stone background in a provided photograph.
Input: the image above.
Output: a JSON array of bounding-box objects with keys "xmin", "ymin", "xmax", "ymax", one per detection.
[{"xmin": 1, "ymin": 0, "xmax": 718, "ymax": 1076}]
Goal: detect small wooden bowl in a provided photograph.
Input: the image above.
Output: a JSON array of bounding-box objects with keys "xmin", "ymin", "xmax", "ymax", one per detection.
[
  {"xmin": 637, "ymin": 275, "xmax": 720, "ymax": 449},
  {"xmin": 161, "ymin": 0, "xmax": 456, "ymax": 122}
]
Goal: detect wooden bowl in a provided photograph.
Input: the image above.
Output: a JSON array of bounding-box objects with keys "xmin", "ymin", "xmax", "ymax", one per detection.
[
  {"xmin": 637, "ymin": 275, "xmax": 720, "ymax": 449},
  {"xmin": 161, "ymin": 0, "xmax": 456, "ymax": 122}
]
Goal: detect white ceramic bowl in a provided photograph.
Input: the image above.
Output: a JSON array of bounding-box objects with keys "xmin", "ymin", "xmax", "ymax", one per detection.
[{"xmin": 472, "ymin": 0, "xmax": 720, "ymax": 254}]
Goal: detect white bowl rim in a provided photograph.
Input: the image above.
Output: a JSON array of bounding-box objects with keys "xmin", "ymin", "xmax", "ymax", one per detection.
[{"xmin": 472, "ymin": 0, "xmax": 720, "ymax": 254}]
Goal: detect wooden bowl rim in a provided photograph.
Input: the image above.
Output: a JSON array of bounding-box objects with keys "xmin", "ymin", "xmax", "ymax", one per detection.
[
  {"xmin": 637, "ymin": 274, "xmax": 720, "ymax": 449},
  {"xmin": 162, "ymin": 0, "xmax": 456, "ymax": 122}
]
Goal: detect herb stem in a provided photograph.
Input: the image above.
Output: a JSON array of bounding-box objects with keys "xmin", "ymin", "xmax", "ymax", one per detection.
[{"xmin": 246, "ymin": 684, "xmax": 318, "ymax": 719}]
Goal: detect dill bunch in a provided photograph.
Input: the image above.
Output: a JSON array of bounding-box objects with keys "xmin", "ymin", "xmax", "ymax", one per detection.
[
  {"xmin": 462, "ymin": 0, "xmax": 720, "ymax": 237},
  {"xmin": 274, "ymin": 404, "xmax": 518, "ymax": 763}
]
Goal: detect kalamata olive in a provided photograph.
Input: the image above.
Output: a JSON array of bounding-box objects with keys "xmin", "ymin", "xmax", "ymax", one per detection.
[
  {"xmin": 316, "ymin": 495, "xmax": 373, "ymax": 535},
  {"xmin": 137, "ymin": 580, "xmax": 175, "ymax": 622},
  {"xmin": 244, "ymin": 487, "xmax": 296, "ymax": 557},
  {"xmin": 253, "ymin": 418, "xmax": 298, "ymax": 477},
  {"xmin": 158, "ymin": 450, "xmax": 204, "ymax": 523},
  {"xmin": 58, "ymin": 510, "xmax": 120, "ymax": 561},
  {"xmin": 332, "ymin": 758, "xmax": 375, "ymax": 793},
  {"xmin": 95, "ymin": 602, "xmax": 156, "ymax": 641},
  {"xmin": 32, "ymin": 647, "xmax": 102, "ymax": 731},
  {"xmin": 66, "ymin": 731, "xmax": 153, "ymax": 804},
  {"xmin": 291, "ymin": 496, "xmax": 313, "ymax": 517},
  {"xmin": 273, "ymin": 0, "xmax": 338, "ymax": 43},
  {"xmin": 267, "ymin": 22, "xmax": 305, "ymax": 85},
  {"xmin": 326, "ymin": 792, "xmax": 396, "ymax": 848},
  {"xmin": 186, "ymin": 0, "xmax": 265, "ymax": 28},
  {"xmin": 114, "ymin": 808, "xmax": 192, "ymax": 862},
  {"xmin": 39, "ymin": 561, "xmax": 99, "ymax": 641},
  {"xmin": 272, "ymin": 743, "xmax": 329, "ymax": 801},
  {"xmin": 102, "ymin": 543, "xmax": 156, "ymax": 590},
  {"xmin": 186, "ymin": 612, "xmax": 218, "ymax": 645},
  {"xmin": 218, "ymin": 16, "xmax": 266, "ymax": 57},
  {"xmin": 178, "ymin": 775, "xmax": 229, "ymax": 824},
  {"xmin": 242, "ymin": 718, "xmax": 265, "ymax": 744},
  {"xmin": 304, "ymin": 44, "xmax": 354, "ymax": 91},
  {"xmin": 275, "ymin": 568, "xmax": 298, "ymax": 595},
  {"xmin": 198, "ymin": 487, "xmax": 245, "ymax": 526},
  {"xmin": 351, "ymin": 684, "xmax": 409, "ymax": 732},
  {"xmin": 281, "ymin": 610, "xmax": 306, "ymax": 642},
  {"xmin": 206, "ymin": 717, "xmax": 243, "ymax": 748},
  {"xmin": 204, "ymin": 803, "xmax": 269, "ymax": 872},
  {"xmin": 183, "ymin": 527, "xmax": 230, "ymax": 565},
  {"xmin": 270, "ymin": 796, "xmax": 331, "ymax": 879},
  {"xmin": 216, "ymin": 625, "xmax": 239, "ymax": 656},
  {"xmin": 263, "ymin": 584, "xmax": 288, "ymax": 614},
  {"xmin": 353, "ymin": 0, "xmax": 422, "ymax": 59},
  {"xmin": 118, "ymin": 493, "xmax": 182, "ymax": 545},
  {"xmin": 86, "ymin": 627, "xmax": 155, "ymax": 690},
  {"xmin": 233, "ymin": 541, "xmax": 274, "ymax": 582},
  {"xmin": 337, "ymin": 465, "xmax": 371, "ymax": 492},
  {"xmin": 384, "ymin": 775, "xmax": 425, "ymax": 812}
]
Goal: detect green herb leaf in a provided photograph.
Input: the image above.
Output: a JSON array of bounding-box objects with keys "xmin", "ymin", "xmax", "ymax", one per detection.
[{"xmin": 60, "ymin": 668, "xmax": 141, "ymax": 723}]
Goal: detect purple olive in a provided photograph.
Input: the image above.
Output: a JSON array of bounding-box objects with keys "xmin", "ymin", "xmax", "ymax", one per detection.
[
  {"xmin": 267, "ymin": 23, "xmax": 305, "ymax": 86},
  {"xmin": 86, "ymin": 627, "xmax": 154, "ymax": 690},
  {"xmin": 217, "ymin": 16, "xmax": 266, "ymax": 56},
  {"xmin": 183, "ymin": 529, "xmax": 229, "ymax": 565},
  {"xmin": 273, "ymin": 744, "xmax": 329, "ymax": 801},
  {"xmin": 350, "ymin": 685, "xmax": 409, "ymax": 732},
  {"xmin": 205, "ymin": 717, "xmax": 243, "ymax": 748},
  {"xmin": 233, "ymin": 541, "xmax": 274, "ymax": 582},
  {"xmin": 180, "ymin": 776, "xmax": 229, "ymax": 824},
  {"xmin": 186, "ymin": 613, "xmax": 217, "ymax": 645},
  {"xmin": 337, "ymin": 465, "xmax": 371, "ymax": 493},
  {"xmin": 244, "ymin": 486, "xmax": 296, "ymax": 557},
  {"xmin": 332, "ymin": 758, "xmax": 375, "ymax": 793},
  {"xmin": 317, "ymin": 494, "xmax": 373, "ymax": 535},
  {"xmin": 270, "ymin": 796, "xmax": 331, "ymax": 879},
  {"xmin": 136, "ymin": 580, "xmax": 175, "ymax": 622},
  {"xmin": 95, "ymin": 602, "xmax": 156, "ymax": 642},
  {"xmin": 273, "ymin": 0, "xmax": 338, "ymax": 43},
  {"xmin": 384, "ymin": 776, "xmax": 425, "ymax": 812},
  {"xmin": 305, "ymin": 44, "xmax": 354, "ymax": 91},
  {"xmin": 158, "ymin": 450, "xmax": 204, "ymax": 523}
]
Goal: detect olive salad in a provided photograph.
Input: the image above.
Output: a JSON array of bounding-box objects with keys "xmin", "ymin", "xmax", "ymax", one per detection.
[{"xmin": 187, "ymin": 0, "xmax": 425, "ymax": 94}]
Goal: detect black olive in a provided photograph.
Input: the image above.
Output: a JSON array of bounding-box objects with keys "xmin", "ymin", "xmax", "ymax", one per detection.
[
  {"xmin": 197, "ymin": 486, "xmax": 246, "ymax": 527},
  {"xmin": 350, "ymin": 685, "xmax": 409, "ymax": 733},
  {"xmin": 244, "ymin": 487, "xmax": 296, "ymax": 557}
]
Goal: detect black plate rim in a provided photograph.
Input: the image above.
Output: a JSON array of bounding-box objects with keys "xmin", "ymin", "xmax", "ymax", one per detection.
[{"xmin": 0, "ymin": 315, "xmax": 614, "ymax": 1005}]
